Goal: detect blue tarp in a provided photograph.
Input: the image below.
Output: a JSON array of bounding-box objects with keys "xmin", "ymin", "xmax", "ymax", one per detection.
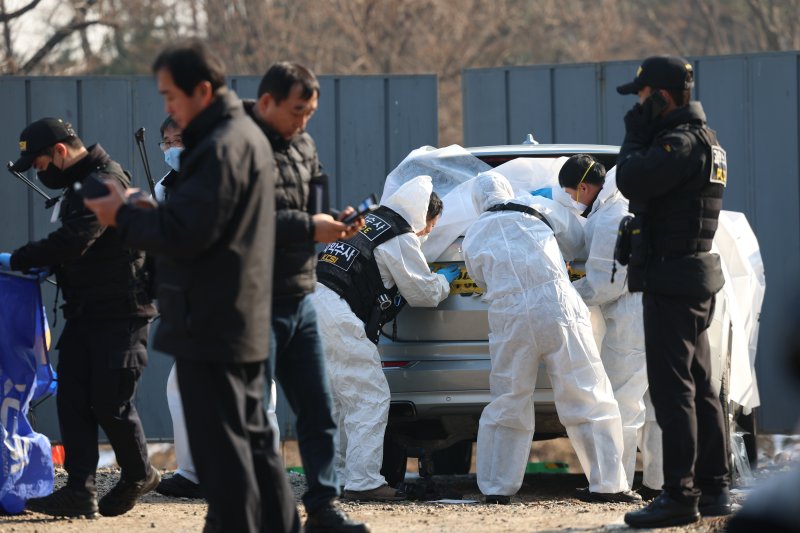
[{"xmin": 0, "ymin": 272, "xmax": 57, "ymax": 514}]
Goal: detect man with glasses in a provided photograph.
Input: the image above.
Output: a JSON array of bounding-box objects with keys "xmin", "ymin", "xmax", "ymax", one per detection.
[{"xmin": 155, "ymin": 116, "xmax": 182, "ymax": 202}]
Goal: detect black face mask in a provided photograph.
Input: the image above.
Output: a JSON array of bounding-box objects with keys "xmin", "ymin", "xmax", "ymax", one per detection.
[{"xmin": 37, "ymin": 162, "xmax": 71, "ymax": 190}]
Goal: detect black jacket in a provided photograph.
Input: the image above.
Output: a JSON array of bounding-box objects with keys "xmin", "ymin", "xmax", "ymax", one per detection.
[
  {"xmin": 243, "ymin": 100, "xmax": 328, "ymax": 298},
  {"xmin": 117, "ymin": 89, "xmax": 277, "ymax": 363},
  {"xmin": 10, "ymin": 144, "xmax": 155, "ymax": 321},
  {"xmin": 617, "ymin": 102, "xmax": 725, "ymax": 297}
]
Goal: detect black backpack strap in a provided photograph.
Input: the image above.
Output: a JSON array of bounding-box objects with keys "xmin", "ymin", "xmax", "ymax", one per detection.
[{"xmin": 486, "ymin": 202, "xmax": 553, "ymax": 231}]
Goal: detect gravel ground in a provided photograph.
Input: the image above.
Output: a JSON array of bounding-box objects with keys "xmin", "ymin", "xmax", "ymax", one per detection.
[
  {"xmin": 1, "ymin": 434, "xmax": 796, "ymax": 532},
  {"xmin": 0, "ymin": 469, "xmax": 736, "ymax": 532}
]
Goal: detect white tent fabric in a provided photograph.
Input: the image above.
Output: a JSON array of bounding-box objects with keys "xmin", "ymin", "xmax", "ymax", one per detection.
[
  {"xmin": 711, "ymin": 211, "xmax": 765, "ymax": 410},
  {"xmin": 421, "ymin": 155, "xmax": 570, "ymax": 261},
  {"xmin": 380, "ymin": 144, "xmax": 491, "ymax": 203}
]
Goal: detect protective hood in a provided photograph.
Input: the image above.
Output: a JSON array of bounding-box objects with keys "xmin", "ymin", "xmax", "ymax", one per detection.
[
  {"xmin": 471, "ymin": 171, "xmax": 514, "ymax": 213},
  {"xmin": 382, "ymin": 174, "xmax": 432, "ymax": 233},
  {"xmin": 587, "ymin": 166, "xmax": 621, "ymax": 217}
]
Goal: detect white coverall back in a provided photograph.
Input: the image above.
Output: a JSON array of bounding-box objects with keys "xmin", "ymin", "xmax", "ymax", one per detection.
[
  {"xmin": 572, "ymin": 170, "xmax": 648, "ymax": 488},
  {"xmin": 463, "ymin": 172, "xmax": 627, "ymax": 496},
  {"xmin": 312, "ymin": 175, "xmax": 451, "ymax": 492}
]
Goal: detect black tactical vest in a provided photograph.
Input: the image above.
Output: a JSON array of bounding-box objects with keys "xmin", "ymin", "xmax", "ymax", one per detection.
[
  {"xmin": 57, "ymin": 160, "xmax": 154, "ymax": 319},
  {"xmin": 316, "ymin": 206, "xmax": 413, "ymax": 324},
  {"xmin": 648, "ymin": 124, "xmax": 726, "ymax": 257}
]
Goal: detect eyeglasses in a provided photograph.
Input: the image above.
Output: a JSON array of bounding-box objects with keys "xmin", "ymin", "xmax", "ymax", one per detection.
[{"xmin": 158, "ymin": 138, "xmax": 182, "ymax": 150}]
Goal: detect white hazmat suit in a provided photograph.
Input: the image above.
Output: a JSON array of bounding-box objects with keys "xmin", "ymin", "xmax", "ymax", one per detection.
[
  {"xmin": 463, "ymin": 172, "xmax": 628, "ymax": 496},
  {"xmin": 312, "ymin": 175, "xmax": 451, "ymax": 492},
  {"xmin": 572, "ymin": 169, "xmax": 648, "ymax": 488}
]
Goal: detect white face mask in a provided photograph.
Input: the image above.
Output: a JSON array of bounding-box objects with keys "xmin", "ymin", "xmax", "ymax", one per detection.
[
  {"xmin": 560, "ymin": 188, "xmax": 588, "ymax": 216},
  {"xmin": 164, "ymin": 146, "xmax": 183, "ymax": 171},
  {"xmin": 418, "ymin": 234, "xmax": 429, "ymax": 244},
  {"xmin": 569, "ymin": 198, "xmax": 589, "ymax": 215}
]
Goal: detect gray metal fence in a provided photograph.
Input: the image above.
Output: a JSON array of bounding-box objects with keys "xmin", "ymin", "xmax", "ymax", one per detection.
[
  {"xmin": 463, "ymin": 51, "xmax": 800, "ymax": 434},
  {"xmin": 0, "ymin": 74, "xmax": 438, "ymax": 441}
]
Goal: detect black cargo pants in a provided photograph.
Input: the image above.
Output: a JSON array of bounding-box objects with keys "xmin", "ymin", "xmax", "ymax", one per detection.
[
  {"xmin": 56, "ymin": 318, "xmax": 151, "ymax": 494},
  {"xmin": 642, "ymin": 292, "xmax": 730, "ymax": 502}
]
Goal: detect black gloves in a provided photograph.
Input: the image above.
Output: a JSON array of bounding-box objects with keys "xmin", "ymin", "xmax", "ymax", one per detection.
[
  {"xmin": 624, "ymin": 101, "xmax": 651, "ymax": 132},
  {"xmin": 623, "ymin": 99, "xmax": 658, "ymax": 144}
]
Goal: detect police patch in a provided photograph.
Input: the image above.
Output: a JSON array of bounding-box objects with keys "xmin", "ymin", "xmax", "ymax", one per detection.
[
  {"xmin": 359, "ymin": 213, "xmax": 393, "ymax": 242},
  {"xmin": 319, "ymin": 241, "xmax": 360, "ymax": 272},
  {"xmin": 709, "ymin": 145, "xmax": 727, "ymax": 186}
]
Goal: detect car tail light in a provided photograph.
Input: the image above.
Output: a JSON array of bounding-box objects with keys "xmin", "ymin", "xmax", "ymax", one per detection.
[{"xmin": 381, "ymin": 361, "xmax": 411, "ymax": 368}]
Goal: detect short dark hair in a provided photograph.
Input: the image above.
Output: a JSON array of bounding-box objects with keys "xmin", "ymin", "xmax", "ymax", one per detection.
[
  {"xmin": 257, "ymin": 62, "xmax": 319, "ymax": 103},
  {"xmin": 44, "ymin": 136, "xmax": 84, "ymax": 154},
  {"xmin": 666, "ymin": 88, "xmax": 691, "ymax": 107},
  {"xmin": 427, "ymin": 191, "xmax": 443, "ymax": 221},
  {"xmin": 160, "ymin": 115, "xmax": 179, "ymax": 137},
  {"xmin": 152, "ymin": 40, "xmax": 226, "ymax": 96},
  {"xmin": 558, "ymin": 154, "xmax": 606, "ymax": 189}
]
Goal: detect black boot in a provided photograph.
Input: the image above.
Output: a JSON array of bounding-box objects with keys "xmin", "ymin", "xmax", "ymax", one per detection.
[
  {"xmin": 699, "ymin": 489, "xmax": 732, "ymax": 516},
  {"xmin": 305, "ymin": 500, "xmax": 371, "ymax": 533},
  {"xmin": 26, "ymin": 486, "xmax": 98, "ymax": 518},
  {"xmin": 98, "ymin": 465, "xmax": 161, "ymax": 517},
  {"xmin": 156, "ymin": 473, "xmax": 204, "ymax": 499},
  {"xmin": 635, "ymin": 485, "xmax": 662, "ymax": 501},
  {"xmin": 624, "ymin": 492, "xmax": 700, "ymax": 528}
]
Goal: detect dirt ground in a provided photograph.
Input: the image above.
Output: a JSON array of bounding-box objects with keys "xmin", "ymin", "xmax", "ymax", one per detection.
[{"xmin": 0, "ymin": 436, "xmax": 794, "ymax": 533}]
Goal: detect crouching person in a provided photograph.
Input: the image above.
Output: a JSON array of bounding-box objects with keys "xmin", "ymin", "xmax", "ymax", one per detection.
[
  {"xmin": 462, "ymin": 172, "xmax": 640, "ymax": 504},
  {"xmin": 312, "ymin": 175, "xmax": 457, "ymax": 502}
]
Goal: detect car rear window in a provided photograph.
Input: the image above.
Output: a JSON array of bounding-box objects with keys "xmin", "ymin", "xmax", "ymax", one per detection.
[{"xmin": 478, "ymin": 153, "xmax": 618, "ymax": 170}]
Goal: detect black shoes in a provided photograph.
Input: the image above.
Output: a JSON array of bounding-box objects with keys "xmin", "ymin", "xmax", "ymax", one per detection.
[
  {"xmin": 98, "ymin": 465, "xmax": 161, "ymax": 517},
  {"xmin": 26, "ymin": 486, "xmax": 99, "ymax": 518},
  {"xmin": 636, "ymin": 485, "xmax": 662, "ymax": 501},
  {"xmin": 699, "ymin": 490, "xmax": 732, "ymax": 516},
  {"xmin": 305, "ymin": 500, "xmax": 371, "ymax": 533},
  {"xmin": 576, "ymin": 488, "xmax": 642, "ymax": 503},
  {"xmin": 156, "ymin": 473, "xmax": 204, "ymax": 499},
  {"xmin": 484, "ymin": 494, "xmax": 511, "ymax": 505},
  {"xmin": 624, "ymin": 492, "xmax": 700, "ymax": 528}
]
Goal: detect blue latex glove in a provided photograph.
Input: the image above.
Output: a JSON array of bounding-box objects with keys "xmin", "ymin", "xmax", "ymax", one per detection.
[
  {"xmin": 438, "ymin": 264, "xmax": 461, "ymax": 284},
  {"xmin": 531, "ymin": 187, "xmax": 553, "ymax": 199},
  {"xmin": 27, "ymin": 267, "xmax": 51, "ymax": 282},
  {"xmin": 0, "ymin": 252, "xmax": 10, "ymax": 270}
]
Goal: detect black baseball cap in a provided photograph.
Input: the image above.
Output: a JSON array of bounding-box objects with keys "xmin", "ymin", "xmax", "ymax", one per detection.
[
  {"xmin": 12, "ymin": 117, "xmax": 77, "ymax": 171},
  {"xmin": 617, "ymin": 56, "xmax": 694, "ymax": 95}
]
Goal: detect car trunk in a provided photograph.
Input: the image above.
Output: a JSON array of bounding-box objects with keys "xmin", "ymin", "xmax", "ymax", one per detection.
[{"xmin": 384, "ymin": 237, "xmax": 489, "ymax": 342}]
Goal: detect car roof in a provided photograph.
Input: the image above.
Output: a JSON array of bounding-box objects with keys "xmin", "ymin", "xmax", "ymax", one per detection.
[{"xmin": 467, "ymin": 143, "xmax": 620, "ymax": 157}]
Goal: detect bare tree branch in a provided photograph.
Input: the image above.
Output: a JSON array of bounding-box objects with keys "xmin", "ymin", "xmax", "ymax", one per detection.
[
  {"xmin": 20, "ymin": 19, "xmax": 117, "ymax": 74},
  {"xmin": 0, "ymin": 0, "xmax": 42, "ymax": 23},
  {"xmin": 0, "ymin": 0, "xmax": 15, "ymax": 68},
  {"xmin": 747, "ymin": 0, "xmax": 782, "ymax": 50}
]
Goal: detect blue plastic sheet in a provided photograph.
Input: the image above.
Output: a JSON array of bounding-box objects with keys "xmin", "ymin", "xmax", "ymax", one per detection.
[{"xmin": 0, "ymin": 272, "xmax": 57, "ymax": 514}]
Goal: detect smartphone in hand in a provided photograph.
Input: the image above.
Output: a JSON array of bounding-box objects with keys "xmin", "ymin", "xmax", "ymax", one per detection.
[
  {"xmin": 342, "ymin": 193, "xmax": 378, "ymax": 225},
  {"xmin": 73, "ymin": 174, "xmax": 110, "ymax": 199}
]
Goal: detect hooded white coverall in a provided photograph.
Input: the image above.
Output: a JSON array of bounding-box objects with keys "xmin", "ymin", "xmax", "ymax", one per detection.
[
  {"xmin": 572, "ymin": 170, "xmax": 648, "ymax": 488},
  {"xmin": 463, "ymin": 172, "xmax": 627, "ymax": 496},
  {"xmin": 312, "ymin": 176, "xmax": 451, "ymax": 492}
]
